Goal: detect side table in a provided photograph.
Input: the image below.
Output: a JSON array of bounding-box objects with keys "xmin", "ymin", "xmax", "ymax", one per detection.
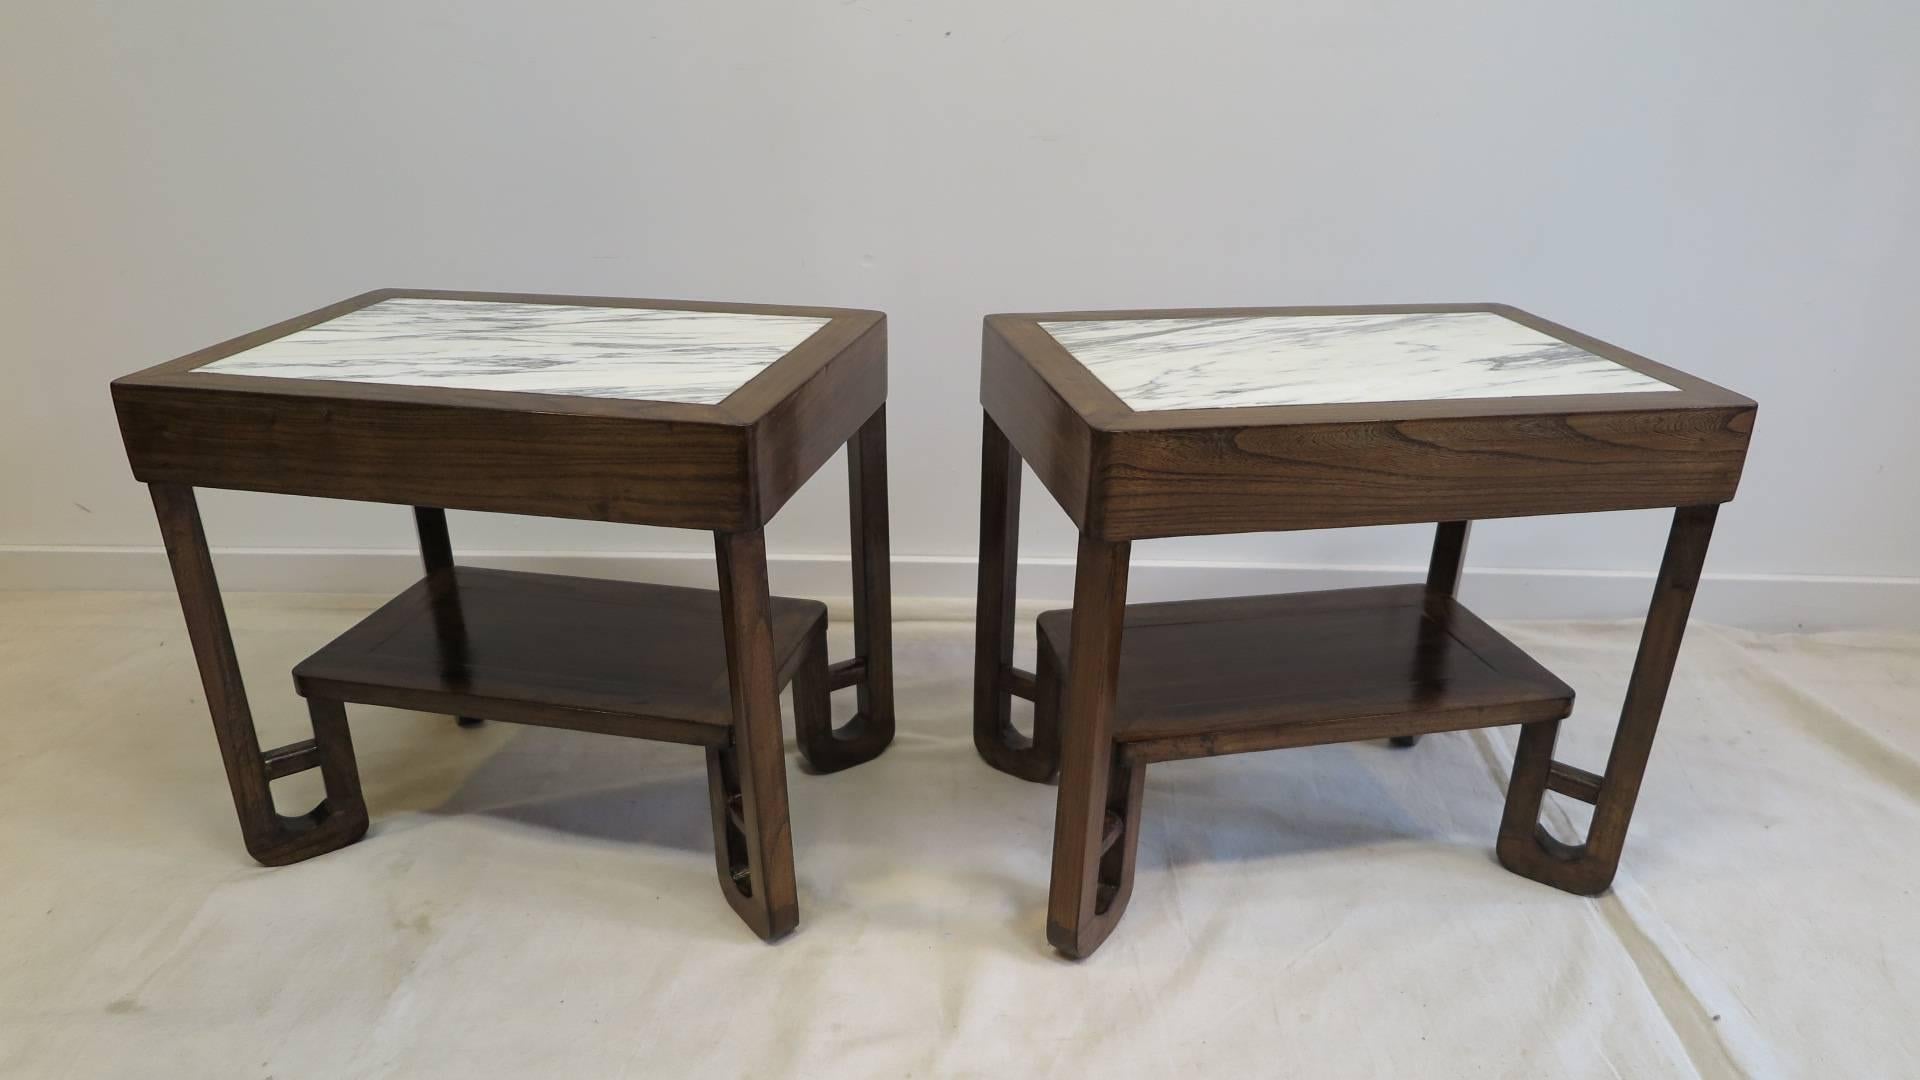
[
  {"xmin": 972, "ymin": 303, "xmax": 1755, "ymax": 957},
  {"xmin": 113, "ymin": 288, "xmax": 894, "ymax": 942}
]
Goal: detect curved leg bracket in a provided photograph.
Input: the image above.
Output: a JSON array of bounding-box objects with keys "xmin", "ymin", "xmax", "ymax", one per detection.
[
  {"xmin": 706, "ymin": 744, "xmax": 796, "ymax": 940},
  {"xmin": 977, "ymin": 713, "xmax": 1059, "ymax": 784},
  {"xmin": 801, "ymin": 406, "xmax": 896, "ymax": 775},
  {"xmin": 974, "ymin": 414, "xmax": 1059, "ymax": 783},
  {"xmin": 979, "ymin": 651, "xmax": 1060, "ymax": 783},
  {"xmin": 251, "ymin": 697, "xmax": 370, "ymax": 866},
  {"xmin": 796, "ymin": 627, "xmax": 889, "ymax": 773},
  {"xmin": 1496, "ymin": 719, "xmax": 1618, "ymax": 894},
  {"xmin": 1495, "ymin": 505, "xmax": 1718, "ymax": 897},
  {"xmin": 151, "ymin": 483, "xmax": 368, "ymax": 868},
  {"xmin": 1050, "ymin": 752, "xmax": 1147, "ymax": 959}
]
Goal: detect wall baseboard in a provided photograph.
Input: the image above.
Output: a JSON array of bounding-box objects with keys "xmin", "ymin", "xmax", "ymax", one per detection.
[{"xmin": 0, "ymin": 546, "xmax": 1912, "ymax": 632}]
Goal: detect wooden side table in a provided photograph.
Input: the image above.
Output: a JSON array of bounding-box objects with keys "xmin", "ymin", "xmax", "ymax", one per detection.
[
  {"xmin": 972, "ymin": 303, "xmax": 1756, "ymax": 957},
  {"xmin": 112, "ymin": 288, "xmax": 894, "ymax": 942}
]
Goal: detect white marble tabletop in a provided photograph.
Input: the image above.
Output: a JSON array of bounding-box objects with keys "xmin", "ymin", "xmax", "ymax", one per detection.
[
  {"xmin": 196, "ymin": 298, "xmax": 831, "ymax": 404},
  {"xmin": 1038, "ymin": 311, "xmax": 1675, "ymax": 411}
]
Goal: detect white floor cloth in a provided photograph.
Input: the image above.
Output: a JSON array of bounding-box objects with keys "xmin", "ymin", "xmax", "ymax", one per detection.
[{"xmin": 1, "ymin": 591, "xmax": 1915, "ymax": 1078}]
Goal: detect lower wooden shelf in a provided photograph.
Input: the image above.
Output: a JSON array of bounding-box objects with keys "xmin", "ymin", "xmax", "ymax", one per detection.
[
  {"xmin": 1037, "ymin": 585, "xmax": 1573, "ymax": 765},
  {"xmin": 293, "ymin": 567, "xmax": 825, "ymax": 746}
]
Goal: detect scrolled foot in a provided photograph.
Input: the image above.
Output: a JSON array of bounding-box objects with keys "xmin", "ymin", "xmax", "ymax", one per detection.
[
  {"xmin": 1496, "ymin": 826, "xmax": 1618, "ymax": 896},
  {"xmin": 793, "ymin": 624, "xmax": 894, "ymax": 774},
  {"xmin": 975, "ymin": 726, "xmax": 1060, "ymax": 784},
  {"xmin": 797, "ymin": 711, "xmax": 891, "ymax": 774},
  {"xmin": 977, "ymin": 650, "xmax": 1061, "ymax": 783},
  {"xmin": 244, "ymin": 800, "xmax": 370, "ymax": 867}
]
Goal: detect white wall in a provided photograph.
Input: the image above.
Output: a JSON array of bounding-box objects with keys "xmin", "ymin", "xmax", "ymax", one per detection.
[{"xmin": 3, "ymin": 1, "xmax": 1916, "ymax": 628}]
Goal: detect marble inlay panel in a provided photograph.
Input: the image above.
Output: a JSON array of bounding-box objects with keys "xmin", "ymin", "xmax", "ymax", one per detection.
[
  {"xmin": 1039, "ymin": 311, "xmax": 1676, "ymax": 411},
  {"xmin": 196, "ymin": 298, "xmax": 832, "ymax": 404}
]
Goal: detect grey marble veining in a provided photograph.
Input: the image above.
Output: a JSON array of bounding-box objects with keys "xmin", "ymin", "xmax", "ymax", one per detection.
[
  {"xmin": 196, "ymin": 298, "xmax": 832, "ymax": 404},
  {"xmin": 1039, "ymin": 311, "xmax": 1675, "ymax": 411}
]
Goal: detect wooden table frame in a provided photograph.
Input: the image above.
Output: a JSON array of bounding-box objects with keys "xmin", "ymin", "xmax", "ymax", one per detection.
[
  {"xmin": 972, "ymin": 303, "xmax": 1756, "ymax": 957},
  {"xmin": 114, "ymin": 289, "xmax": 895, "ymax": 942}
]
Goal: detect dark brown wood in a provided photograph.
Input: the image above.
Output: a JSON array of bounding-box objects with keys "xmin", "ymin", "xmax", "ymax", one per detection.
[
  {"xmin": 261, "ymin": 740, "xmax": 321, "ymax": 781},
  {"xmin": 1498, "ymin": 504, "xmax": 1719, "ymax": 894},
  {"xmin": 305, "ymin": 695, "xmax": 370, "ymax": 845},
  {"xmin": 789, "ymin": 621, "xmax": 836, "ymax": 773},
  {"xmin": 980, "ymin": 322, "xmax": 1097, "ymax": 528},
  {"xmin": 412, "ymin": 506, "xmax": 482, "ymax": 728},
  {"xmin": 292, "ymin": 567, "xmax": 825, "ymax": 743},
  {"xmin": 1047, "ymin": 533, "xmax": 1132, "ymax": 959},
  {"xmin": 1036, "ymin": 586, "xmax": 1574, "ymax": 767},
  {"xmin": 980, "ymin": 304, "xmax": 1756, "ymax": 542},
  {"xmin": 1096, "ymin": 755, "xmax": 1147, "ymax": 923},
  {"xmin": 116, "ymin": 378, "xmax": 759, "ymax": 529},
  {"xmin": 120, "ymin": 291, "xmax": 892, "ymax": 945},
  {"xmin": 745, "ymin": 323, "xmax": 888, "ymax": 524},
  {"xmin": 707, "ymin": 746, "xmax": 754, "ymax": 901},
  {"xmin": 414, "ymin": 506, "xmax": 454, "ymax": 572},
  {"xmin": 1396, "ymin": 520, "xmax": 1474, "ymax": 748},
  {"xmin": 112, "ymin": 289, "xmax": 886, "ymax": 531},
  {"xmin": 825, "ymin": 658, "xmax": 866, "ymax": 692},
  {"xmin": 977, "ymin": 303, "xmax": 1752, "ymax": 956},
  {"xmin": 1426, "ymin": 521, "xmax": 1471, "ymax": 598},
  {"xmin": 847, "ymin": 407, "xmax": 895, "ymax": 736},
  {"xmin": 795, "ymin": 407, "xmax": 895, "ymax": 774},
  {"xmin": 1006, "ymin": 667, "xmax": 1038, "ymax": 702},
  {"xmin": 711, "ymin": 529, "xmax": 800, "ymax": 941},
  {"xmin": 149, "ymin": 483, "xmax": 367, "ymax": 865},
  {"xmin": 973, "ymin": 414, "xmax": 1059, "ymax": 781},
  {"xmin": 1027, "ymin": 647, "xmax": 1063, "ymax": 789},
  {"xmin": 1092, "ymin": 407, "xmax": 1750, "ymax": 540},
  {"xmin": 1546, "ymin": 761, "xmax": 1604, "ymax": 804}
]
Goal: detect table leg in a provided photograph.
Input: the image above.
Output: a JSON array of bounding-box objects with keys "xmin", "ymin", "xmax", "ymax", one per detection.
[
  {"xmin": 1393, "ymin": 520, "xmax": 1473, "ymax": 749},
  {"xmin": 974, "ymin": 414, "xmax": 1056, "ymax": 781},
  {"xmin": 413, "ymin": 506, "xmax": 454, "ymax": 571},
  {"xmin": 1047, "ymin": 533, "xmax": 1134, "ymax": 958},
  {"xmin": 708, "ymin": 528, "xmax": 800, "ymax": 941},
  {"xmin": 149, "ymin": 483, "xmax": 368, "ymax": 865},
  {"xmin": 1497, "ymin": 504, "xmax": 1718, "ymax": 894},
  {"xmin": 797, "ymin": 406, "xmax": 894, "ymax": 772},
  {"xmin": 790, "ymin": 620, "xmax": 833, "ymax": 764},
  {"xmin": 413, "ymin": 506, "xmax": 482, "ymax": 728},
  {"xmin": 304, "ymin": 695, "xmax": 370, "ymax": 834}
]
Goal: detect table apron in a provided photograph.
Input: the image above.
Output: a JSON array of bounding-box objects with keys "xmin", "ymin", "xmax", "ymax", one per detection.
[
  {"xmin": 1084, "ymin": 407, "xmax": 1752, "ymax": 540},
  {"xmin": 114, "ymin": 385, "xmax": 760, "ymax": 529}
]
